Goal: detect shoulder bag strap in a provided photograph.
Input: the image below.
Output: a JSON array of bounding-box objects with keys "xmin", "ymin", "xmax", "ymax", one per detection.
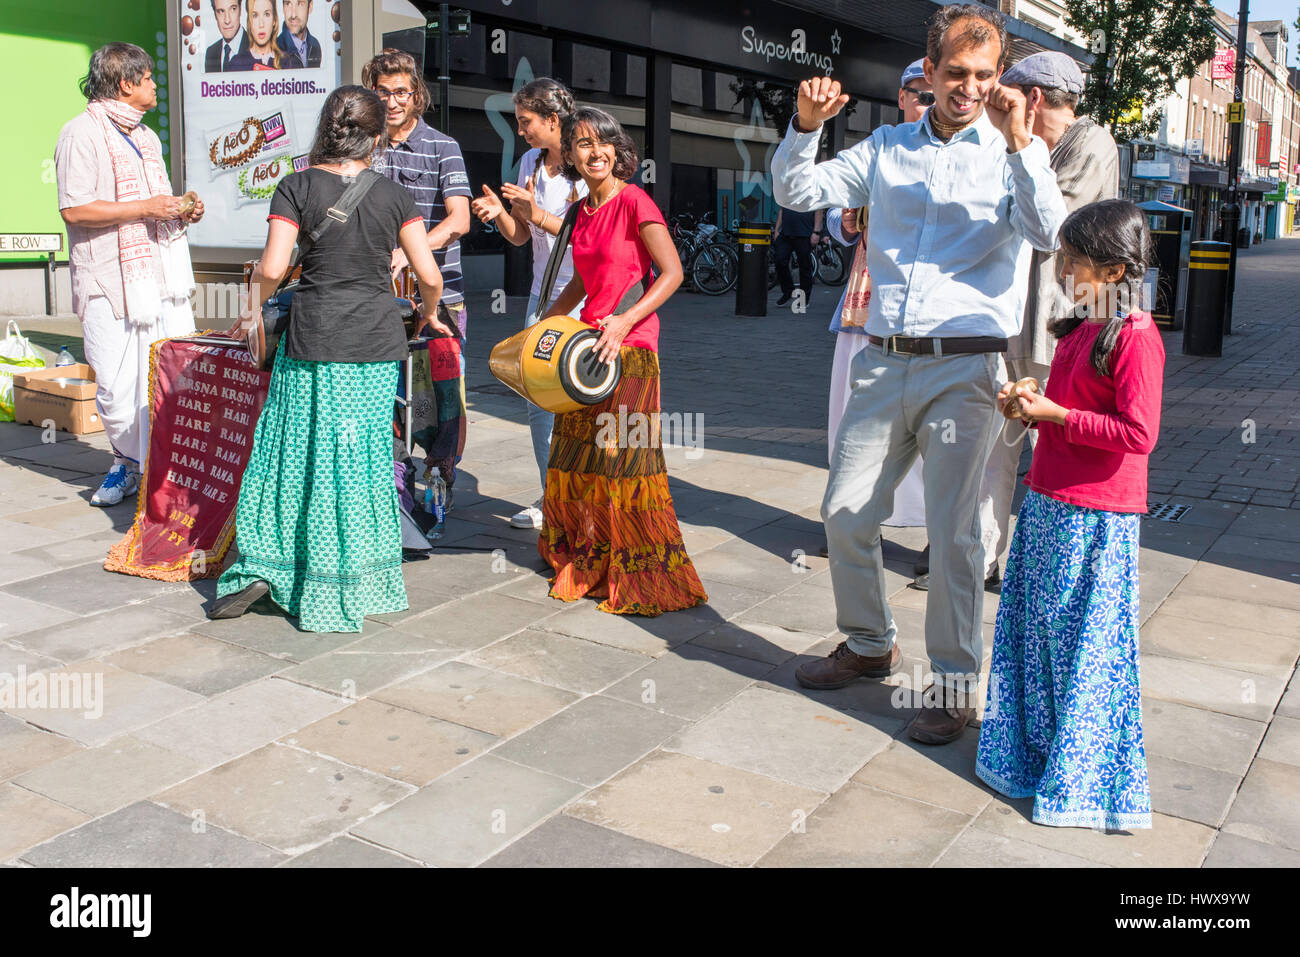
[
  {"xmin": 533, "ymin": 201, "xmax": 582, "ymax": 321},
  {"xmin": 274, "ymin": 168, "xmax": 384, "ymax": 295}
]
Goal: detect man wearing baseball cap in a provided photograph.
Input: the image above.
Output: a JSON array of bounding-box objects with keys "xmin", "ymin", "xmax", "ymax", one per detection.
[{"xmin": 976, "ymin": 50, "xmax": 1119, "ymax": 583}]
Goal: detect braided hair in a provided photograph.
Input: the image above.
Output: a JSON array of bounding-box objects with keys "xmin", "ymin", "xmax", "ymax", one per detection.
[
  {"xmin": 1049, "ymin": 199, "xmax": 1154, "ymax": 378},
  {"xmin": 308, "ymin": 85, "xmax": 388, "ymax": 165}
]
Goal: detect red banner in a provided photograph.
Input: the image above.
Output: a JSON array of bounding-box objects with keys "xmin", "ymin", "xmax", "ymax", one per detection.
[
  {"xmin": 106, "ymin": 335, "xmax": 270, "ymax": 580},
  {"xmin": 1212, "ymin": 49, "xmax": 1235, "ymax": 80},
  {"xmin": 1256, "ymin": 121, "xmax": 1271, "ymax": 167}
]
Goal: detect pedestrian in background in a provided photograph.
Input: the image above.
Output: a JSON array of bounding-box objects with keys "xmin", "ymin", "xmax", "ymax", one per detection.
[
  {"xmin": 55, "ymin": 42, "xmax": 203, "ymax": 507},
  {"xmin": 772, "ymin": 203, "xmax": 822, "ymax": 307},
  {"xmin": 471, "ymin": 78, "xmax": 588, "ymax": 530},
  {"xmin": 364, "ymin": 48, "xmax": 472, "ymax": 487},
  {"xmin": 977, "ymin": 199, "xmax": 1162, "ymax": 829}
]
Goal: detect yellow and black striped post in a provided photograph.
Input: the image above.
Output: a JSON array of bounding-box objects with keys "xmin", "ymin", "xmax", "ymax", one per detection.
[
  {"xmin": 735, "ymin": 221, "xmax": 772, "ymax": 317},
  {"xmin": 1183, "ymin": 241, "xmax": 1230, "ymax": 357}
]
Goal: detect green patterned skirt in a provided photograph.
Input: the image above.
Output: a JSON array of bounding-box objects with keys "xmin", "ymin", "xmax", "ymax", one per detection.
[{"xmin": 217, "ymin": 349, "xmax": 407, "ymax": 633}]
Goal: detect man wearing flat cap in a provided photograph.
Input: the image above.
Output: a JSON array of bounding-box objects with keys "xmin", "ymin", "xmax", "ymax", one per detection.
[{"xmin": 977, "ymin": 50, "xmax": 1119, "ymax": 581}]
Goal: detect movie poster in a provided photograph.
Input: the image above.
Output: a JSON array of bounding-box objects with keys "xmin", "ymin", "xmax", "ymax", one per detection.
[{"xmin": 175, "ymin": 0, "xmax": 343, "ymax": 248}]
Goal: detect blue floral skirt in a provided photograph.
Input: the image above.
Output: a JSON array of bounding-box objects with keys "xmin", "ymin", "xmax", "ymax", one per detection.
[{"xmin": 976, "ymin": 489, "xmax": 1152, "ymax": 830}]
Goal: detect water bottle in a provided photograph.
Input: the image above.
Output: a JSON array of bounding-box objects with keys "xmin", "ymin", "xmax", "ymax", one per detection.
[
  {"xmin": 55, "ymin": 346, "xmax": 76, "ymax": 367},
  {"xmin": 424, "ymin": 468, "xmax": 447, "ymax": 540}
]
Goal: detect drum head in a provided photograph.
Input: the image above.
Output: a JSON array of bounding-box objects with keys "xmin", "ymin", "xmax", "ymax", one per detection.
[{"xmin": 559, "ymin": 330, "xmax": 620, "ymax": 405}]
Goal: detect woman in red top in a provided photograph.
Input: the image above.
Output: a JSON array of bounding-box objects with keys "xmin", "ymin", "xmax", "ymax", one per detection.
[
  {"xmin": 538, "ymin": 107, "xmax": 707, "ymax": 615},
  {"xmin": 977, "ymin": 200, "xmax": 1164, "ymax": 830}
]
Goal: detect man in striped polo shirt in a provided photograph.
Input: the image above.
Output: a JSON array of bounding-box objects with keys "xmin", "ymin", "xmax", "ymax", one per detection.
[{"xmin": 363, "ymin": 48, "xmax": 473, "ymax": 471}]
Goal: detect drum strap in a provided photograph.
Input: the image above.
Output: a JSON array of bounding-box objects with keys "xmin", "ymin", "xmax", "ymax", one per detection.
[
  {"xmin": 533, "ymin": 203, "xmax": 582, "ymax": 322},
  {"xmin": 533, "ymin": 202, "xmax": 654, "ymax": 321}
]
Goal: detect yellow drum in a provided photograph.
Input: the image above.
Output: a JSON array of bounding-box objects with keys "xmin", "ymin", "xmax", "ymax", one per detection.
[{"xmin": 489, "ymin": 314, "xmax": 621, "ymax": 414}]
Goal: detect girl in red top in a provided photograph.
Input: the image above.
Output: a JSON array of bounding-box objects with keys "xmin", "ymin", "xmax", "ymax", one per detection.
[
  {"xmin": 977, "ymin": 200, "xmax": 1164, "ymax": 830},
  {"xmin": 538, "ymin": 107, "xmax": 707, "ymax": 615}
]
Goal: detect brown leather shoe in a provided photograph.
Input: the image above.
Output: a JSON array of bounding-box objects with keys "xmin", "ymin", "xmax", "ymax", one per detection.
[
  {"xmin": 907, "ymin": 683, "xmax": 976, "ymax": 745},
  {"xmin": 795, "ymin": 641, "xmax": 901, "ymax": 690}
]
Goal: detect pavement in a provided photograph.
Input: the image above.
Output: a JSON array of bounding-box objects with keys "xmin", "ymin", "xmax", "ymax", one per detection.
[{"xmin": 0, "ymin": 237, "xmax": 1298, "ymax": 868}]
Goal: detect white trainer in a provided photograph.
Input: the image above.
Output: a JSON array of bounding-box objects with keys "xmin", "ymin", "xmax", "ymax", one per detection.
[
  {"xmin": 90, "ymin": 464, "xmax": 140, "ymax": 507},
  {"xmin": 509, "ymin": 499, "xmax": 544, "ymax": 529}
]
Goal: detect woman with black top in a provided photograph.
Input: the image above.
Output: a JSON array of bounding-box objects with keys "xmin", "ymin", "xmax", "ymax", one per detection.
[{"xmin": 210, "ymin": 85, "xmax": 449, "ymax": 632}]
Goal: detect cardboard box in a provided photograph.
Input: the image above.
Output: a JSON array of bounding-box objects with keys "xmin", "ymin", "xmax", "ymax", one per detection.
[{"xmin": 13, "ymin": 363, "xmax": 103, "ymax": 435}]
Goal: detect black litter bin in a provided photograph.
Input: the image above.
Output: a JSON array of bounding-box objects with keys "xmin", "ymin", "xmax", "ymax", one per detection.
[
  {"xmin": 1137, "ymin": 200, "xmax": 1191, "ymax": 330},
  {"xmin": 735, "ymin": 221, "xmax": 772, "ymax": 317},
  {"xmin": 1183, "ymin": 241, "xmax": 1230, "ymax": 357},
  {"xmin": 1236, "ymin": 227, "xmax": 1251, "ymax": 249}
]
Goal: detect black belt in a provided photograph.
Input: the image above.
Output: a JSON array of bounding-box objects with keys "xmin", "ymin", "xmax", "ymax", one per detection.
[{"xmin": 867, "ymin": 334, "xmax": 1007, "ymax": 355}]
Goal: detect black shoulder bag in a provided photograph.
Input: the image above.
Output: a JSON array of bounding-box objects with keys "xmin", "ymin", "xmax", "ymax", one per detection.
[{"xmin": 248, "ymin": 168, "xmax": 384, "ymax": 370}]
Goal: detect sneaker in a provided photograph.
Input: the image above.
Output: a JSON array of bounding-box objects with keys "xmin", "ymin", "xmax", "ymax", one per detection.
[
  {"xmin": 776, "ymin": 293, "xmax": 793, "ymax": 306},
  {"xmin": 510, "ymin": 499, "xmax": 544, "ymax": 529},
  {"xmin": 90, "ymin": 464, "xmax": 140, "ymax": 507}
]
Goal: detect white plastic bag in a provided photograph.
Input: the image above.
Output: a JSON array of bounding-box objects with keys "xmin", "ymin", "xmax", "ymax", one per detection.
[{"xmin": 0, "ymin": 320, "xmax": 47, "ymax": 422}]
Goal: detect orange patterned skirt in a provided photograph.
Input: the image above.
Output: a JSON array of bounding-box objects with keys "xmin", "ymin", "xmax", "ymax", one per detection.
[{"xmin": 538, "ymin": 346, "xmax": 707, "ymax": 616}]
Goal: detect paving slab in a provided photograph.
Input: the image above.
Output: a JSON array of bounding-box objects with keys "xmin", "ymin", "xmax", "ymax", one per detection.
[
  {"xmin": 566, "ymin": 749, "xmax": 826, "ymax": 868},
  {"xmin": 0, "ymin": 595, "xmax": 77, "ymax": 643},
  {"xmin": 1224, "ymin": 505, "xmax": 1300, "ymax": 544},
  {"xmin": 189, "ymin": 607, "xmax": 380, "ymax": 661},
  {"xmin": 1220, "ymin": 758, "xmax": 1300, "ymax": 851},
  {"xmin": 283, "ymin": 697, "xmax": 496, "ymax": 786},
  {"xmin": 0, "ymin": 782, "xmax": 89, "ymax": 862},
  {"xmin": 851, "ymin": 727, "xmax": 992, "ymax": 817},
  {"xmin": 0, "ymin": 562, "xmax": 175, "ymax": 615},
  {"xmin": 759, "ymin": 782, "xmax": 972, "ymax": 867},
  {"xmin": 7, "ymin": 605, "xmax": 197, "ymax": 663},
  {"xmin": 393, "ymin": 591, "xmax": 560, "ymax": 649},
  {"xmin": 1141, "ymin": 698, "xmax": 1265, "ymax": 777},
  {"xmin": 103, "ymin": 632, "xmax": 287, "ymax": 695},
  {"xmin": 350, "ymin": 754, "xmax": 585, "ymax": 866},
  {"xmin": 664, "ymin": 687, "xmax": 894, "ymax": 793},
  {"xmin": 1202, "ymin": 832, "xmax": 1300, "ymax": 868},
  {"xmin": 0, "ymin": 641, "xmax": 61, "ymax": 676},
  {"xmin": 1146, "ymin": 753, "xmax": 1241, "ymax": 829},
  {"xmin": 493, "ymin": 694, "xmax": 687, "ymax": 787},
  {"xmin": 1140, "ymin": 612, "xmax": 1300, "ymax": 679},
  {"xmin": 603, "ymin": 645, "xmax": 768, "ymax": 721},
  {"xmin": 1257, "ymin": 715, "xmax": 1300, "ymax": 767},
  {"xmin": 3, "ymin": 660, "xmax": 203, "ymax": 747},
  {"xmin": 537, "ymin": 600, "xmax": 723, "ymax": 657},
  {"xmin": 467, "ymin": 628, "xmax": 650, "ymax": 694},
  {"xmin": 14, "ymin": 734, "xmax": 206, "ymax": 816},
  {"xmin": 155, "ymin": 743, "xmax": 413, "ymax": 854},
  {"xmin": 734, "ymin": 584, "xmax": 840, "ymax": 637},
  {"xmin": 481, "ymin": 813, "xmax": 720, "ymax": 868},
  {"xmin": 280, "ymin": 836, "xmax": 423, "ymax": 868},
  {"xmin": 687, "ymin": 620, "xmax": 824, "ymax": 666},
  {"xmin": 934, "ymin": 827, "xmax": 1104, "ymax": 867},
  {"xmin": 373, "ymin": 660, "xmax": 578, "ymax": 737},
  {"xmin": 1151, "ymin": 592, "xmax": 1300, "ymax": 638},
  {"xmin": 0, "ymin": 713, "xmax": 82, "ymax": 782},
  {"xmin": 1168, "ymin": 561, "xmax": 1300, "ymax": 613},
  {"xmin": 19, "ymin": 800, "xmax": 285, "ymax": 867},
  {"xmin": 969, "ymin": 794, "xmax": 1215, "ymax": 867},
  {"xmin": 1140, "ymin": 653, "xmax": 1285, "ymax": 722},
  {"xmin": 132, "ymin": 677, "xmax": 348, "ymax": 766},
  {"xmin": 278, "ymin": 647, "xmax": 453, "ymax": 699}
]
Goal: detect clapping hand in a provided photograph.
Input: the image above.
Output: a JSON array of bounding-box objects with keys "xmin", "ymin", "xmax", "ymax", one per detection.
[
  {"xmin": 796, "ymin": 76, "xmax": 850, "ymax": 132},
  {"xmin": 985, "ymin": 84, "xmax": 1032, "ymax": 153},
  {"xmin": 471, "ymin": 184, "xmax": 505, "ymax": 224}
]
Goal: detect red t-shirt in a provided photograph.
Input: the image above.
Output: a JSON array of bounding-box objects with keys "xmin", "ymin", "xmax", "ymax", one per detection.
[
  {"xmin": 1025, "ymin": 313, "xmax": 1165, "ymax": 513},
  {"xmin": 571, "ymin": 183, "xmax": 664, "ymax": 352}
]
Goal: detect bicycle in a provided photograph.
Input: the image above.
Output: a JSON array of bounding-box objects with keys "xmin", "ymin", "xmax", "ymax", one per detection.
[{"xmin": 767, "ymin": 234, "xmax": 849, "ymax": 291}]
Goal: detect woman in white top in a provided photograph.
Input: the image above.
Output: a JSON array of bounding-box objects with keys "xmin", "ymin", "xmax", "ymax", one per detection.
[{"xmin": 472, "ymin": 78, "xmax": 587, "ymax": 530}]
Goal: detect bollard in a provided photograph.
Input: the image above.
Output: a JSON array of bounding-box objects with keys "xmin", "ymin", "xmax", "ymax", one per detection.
[
  {"xmin": 1182, "ymin": 240, "xmax": 1230, "ymax": 357},
  {"xmin": 734, "ymin": 221, "xmax": 772, "ymax": 317}
]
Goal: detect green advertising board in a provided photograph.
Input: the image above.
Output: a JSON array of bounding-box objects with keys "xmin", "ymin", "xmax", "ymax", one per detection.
[{"xmin": 0, "ymin": 0, "xmax": 168, "ymax": 262}]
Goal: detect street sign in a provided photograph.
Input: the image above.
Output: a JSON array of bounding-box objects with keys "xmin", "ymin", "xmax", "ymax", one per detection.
[
  {"xmin": 1227, "ymin": 101, "xmax": 1243, "ymax": 123},
  {"xmin": 0, "ymin": 233, "xmax": 62, "ymax": 253},
  {"xmin": 426, "ymin": 8, "xmax": 472, "ymax": 35},
  {"xmin": 1212, "ymin": 48, "xmax": 1235, "ymax": 79},
  {"xmin": 1185, "ymin": 138, "xmax": 1203, "ymax": 157}
]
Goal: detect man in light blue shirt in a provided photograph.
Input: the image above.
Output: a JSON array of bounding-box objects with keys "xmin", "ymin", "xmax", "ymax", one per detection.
[{"xmin": 771, "ymin": 3, "xmax": 1066, "ymax": 744}]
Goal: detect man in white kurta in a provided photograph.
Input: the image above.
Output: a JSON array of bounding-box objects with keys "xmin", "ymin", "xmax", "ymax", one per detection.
[{"xmin": 55, "ymin": 42, "xmax": 202, "ymax": 506}]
